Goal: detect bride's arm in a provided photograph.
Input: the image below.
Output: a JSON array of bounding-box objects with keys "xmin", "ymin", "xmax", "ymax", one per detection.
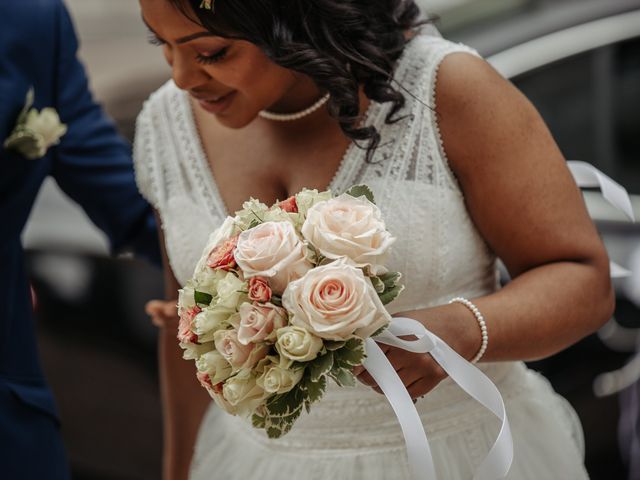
[
  {"xmin": 147, "ymin": 217, "xmax": 211, "ymax": 480},
  {"xmin": 358, "ymin": 53, "xmax": 614, "ymax": 397}
]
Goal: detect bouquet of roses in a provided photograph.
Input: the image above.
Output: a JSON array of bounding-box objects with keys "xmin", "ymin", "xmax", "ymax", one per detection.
[{"xmin": 177, "ymin": 185, "xmax": 403, "ymax": 438}]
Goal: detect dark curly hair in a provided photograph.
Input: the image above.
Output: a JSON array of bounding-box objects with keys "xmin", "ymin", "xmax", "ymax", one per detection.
[{"xmin": 168, "ymin": 0, "xmax": 429, "ymax": 160}]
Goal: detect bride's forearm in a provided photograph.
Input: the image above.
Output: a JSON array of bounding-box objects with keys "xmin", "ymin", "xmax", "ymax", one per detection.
[
  {"xmin": 401, "ymin": 259, "xmax": 614, "ymax": 363},
  {"xmin": 159, "ymin": 327, "xmax": 211, "ymax": 480}
]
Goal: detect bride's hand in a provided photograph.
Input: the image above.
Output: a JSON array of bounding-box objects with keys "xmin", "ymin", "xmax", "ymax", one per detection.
[
  {"xmin": 352, "ymin": 341, "xmax": 449, "ymax": 401},
  {"xmin": 145, "ymin": 299, "xmax": 179, "ymax": 328}
]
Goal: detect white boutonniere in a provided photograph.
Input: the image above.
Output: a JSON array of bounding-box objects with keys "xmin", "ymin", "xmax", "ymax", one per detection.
[{"xmin": 3, "ymin": 88, "xmax": 67, "ymax": 160}]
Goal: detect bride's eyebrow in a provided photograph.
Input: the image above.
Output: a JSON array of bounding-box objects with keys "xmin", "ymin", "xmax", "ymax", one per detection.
[{"xmin": 141, "ymin": 16, "xmax": 214, "ymax": 45}]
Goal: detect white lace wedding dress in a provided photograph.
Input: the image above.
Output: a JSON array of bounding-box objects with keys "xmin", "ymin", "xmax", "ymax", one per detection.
[{"xmin": 134, "ymin": 34, "xmax": 590, "ymax": 479}]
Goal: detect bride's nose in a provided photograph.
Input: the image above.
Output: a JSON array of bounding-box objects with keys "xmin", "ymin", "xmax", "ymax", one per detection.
[{"xmin": 168, "ymin": 49, "xmax": 211, "ymax": 92}]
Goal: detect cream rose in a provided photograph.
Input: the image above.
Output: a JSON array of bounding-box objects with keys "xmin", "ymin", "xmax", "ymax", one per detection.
[
  {"xmin": 237, "ymin": 302, "xmax": 288, "ymax": 345},
  {"xmin": 301, "ymin": 193, "xmax": 395, "ymax": 274},
  {"xmin": 196, "ymin": 350, "xmax": 233, "ymax": 384},
  {"xmin": 193, "ymin": 306, "xmax": 235, "ymax": 342},
  {"xmin": 275, "ymin": 326, "xmax": 323, "ymax": 362},
  {"xmin": 282, "ymin": 259, "xmax": 391, "ymax": 340},
  {"xmin": 214, "ymin": 329, "xmax": 268, "ymax": 370},
  {"xmin": 234, "ymin": 221, "xmax": 312, "ymax": 294},
  {"xmin": 215, "ymin": 272, "xmax": 247, "ymax": 310},
  {"xmin": 256, "ymin": 356, "xmax": 303, "ymax": 395},
  {"xmin": 219, "ymin": 370, "xmax": 266, "ymax": 416}
]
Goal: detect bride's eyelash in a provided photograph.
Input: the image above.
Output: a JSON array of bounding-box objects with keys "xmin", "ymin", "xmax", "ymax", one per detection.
[
  {"xmin": 147, "ymin": 33, "xmax": 165, "ymax": 46},
  {"xmin": 196, "ymin": 47, "xmax": 229, "ymax": 65}
]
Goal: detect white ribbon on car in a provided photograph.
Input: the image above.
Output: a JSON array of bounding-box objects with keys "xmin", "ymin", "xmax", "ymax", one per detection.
[
  {"xmin": 363, "ymin": 317, "xmax": 513, "ymax": 480},
  {"xmin": 567, "ymin": 161, "xmax": 636, "ymax": 278}
]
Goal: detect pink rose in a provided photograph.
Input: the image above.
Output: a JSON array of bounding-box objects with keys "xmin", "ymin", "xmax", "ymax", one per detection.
[
  {"xmin": 278, "ymin": 196, "xmax": 298, "ymax": 213},
  {"xmin": 178, "ymin": 306, "xmax": 201, "ymax": 344},
  {"xmin": 197, "ymin": 371, "xmax": 214, "ymax": 391},
  {"xmin": 237, "ymin": 302, "xmax": 288, "ymax": 345},
  {"xmin": 282, "ymin": 259, "xmax": 391, "ymax": 340},
  {"xmin": 248, "ymin": 277, "xmax": 272, "ymax": 303},
  {"xmin": 214, "ymin": 328, "xmax": 268, "ymax": 370},
  {"xmin": 207, "ymin": 235, "xmax": 239, "ymax": 271},
  {"xmin": 234, "ymin": 221, "xmax": 312, "ymax": 294}
]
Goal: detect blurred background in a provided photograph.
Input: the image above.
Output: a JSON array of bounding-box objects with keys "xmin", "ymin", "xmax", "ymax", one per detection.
[{"xmin": 24, "ymin": 0, "xmax": 639, "ymax": 478}]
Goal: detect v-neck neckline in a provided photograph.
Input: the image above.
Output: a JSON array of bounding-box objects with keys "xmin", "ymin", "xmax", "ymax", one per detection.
[{"xmin": 175, "ymin": 34, "xmax": 418, "ymax": 219}]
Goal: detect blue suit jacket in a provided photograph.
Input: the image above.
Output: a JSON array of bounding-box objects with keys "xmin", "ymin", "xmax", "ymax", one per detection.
[{"xmin": 0, "ymin": 1, "xmax": 161, "ymax": 477}]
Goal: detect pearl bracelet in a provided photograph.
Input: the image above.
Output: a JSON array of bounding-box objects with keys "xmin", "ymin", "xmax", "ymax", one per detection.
[{"xmin": 448, "ymin": 297, "xmax": 488, "ymax": 364}]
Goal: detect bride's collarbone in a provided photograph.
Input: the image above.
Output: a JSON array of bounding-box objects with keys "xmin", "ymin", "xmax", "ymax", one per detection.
[{"xmin": 204, "ymin": 130, "xmax": 350, "ymax": 211}]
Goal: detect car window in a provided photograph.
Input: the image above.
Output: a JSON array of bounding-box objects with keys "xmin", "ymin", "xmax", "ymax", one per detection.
[{"xmin": 512, "ymin": 36, "xmax": 640, "ymax": 194}]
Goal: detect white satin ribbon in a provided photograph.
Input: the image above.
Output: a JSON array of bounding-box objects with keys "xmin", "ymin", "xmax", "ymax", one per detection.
[
  {"xmin": 567, "ymin": 161, "xmax": 636, "ymax": 278},
  {"xmin": 363, "ymin": 317, "xmax": 513, "ymax": 480}
]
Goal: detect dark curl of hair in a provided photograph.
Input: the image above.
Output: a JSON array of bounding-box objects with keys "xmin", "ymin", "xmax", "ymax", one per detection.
[{"xmin": 169, "ymin": 0, "xmax": 427, "ymax": 160}]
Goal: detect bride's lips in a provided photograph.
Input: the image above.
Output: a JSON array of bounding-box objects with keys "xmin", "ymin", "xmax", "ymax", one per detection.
[{"xmin": 194, "ymin": 91, "xmax": 237, "ymax": 114}]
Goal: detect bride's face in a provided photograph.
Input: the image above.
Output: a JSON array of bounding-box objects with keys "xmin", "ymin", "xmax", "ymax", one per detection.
[{"xmin": 139, "ymin": 0, "xmax": 301, "ymax": 128}]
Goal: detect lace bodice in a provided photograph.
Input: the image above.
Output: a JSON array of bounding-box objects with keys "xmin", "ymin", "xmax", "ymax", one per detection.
[{"xmin": 134, "ymin": 34, "xmax": 498, "ymax": 314}]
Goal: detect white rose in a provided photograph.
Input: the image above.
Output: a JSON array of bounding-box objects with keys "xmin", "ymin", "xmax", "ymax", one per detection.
[
  {"xmin": 256, "ymin": 356, "xmax": 303, "ymax": 395},
  {"xmin": 219, "ymin": 370, "xmax": 266, "ymax": 416},
  {"xmin": 196, "ymin": 350, "xmax": 233, "ymax": 384},
  {"xmin": 237, "ymin": 302, "xmax": 288, "ymax": 345},
  {"xmin": 193, "ymin": 268, "xmax": 226, "ymax": 295},
  {"xmin": 301, "ymin": 193, "xmax": 395, "ymax": 275},
  {"xmin": 215, "ymin": 272, "xmax": 247, "ymax": 310},
  {"xmin": 295, "ymin": 188, "xmax": 333, "ymax": 216},
  {"xmin": 282, "ymin": 258, "xmax": 391, "ymax": 340},
  {"xmin": 181, "ymin": 341, "xmax": 214, "ymax": 361},
  {"xmin": 275, "ymin": 326, "xmax": 323, "ymax": 362},
  {"xmin": 234, "ymin": 221, "xmax": 312, "ymax": 294},
  {"xmin": 193, "ymin": 306, "xmax": 235, "ymax": 342},
  {"xmin": 178, "ymin": 284, "xmax": 197, "ymax": 312},
  {"xmin": 214, "ymin": 329, "xmax": 268, "ymax": 370}
]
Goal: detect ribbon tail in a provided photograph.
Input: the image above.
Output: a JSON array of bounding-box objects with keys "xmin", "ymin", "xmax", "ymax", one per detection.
[
  {"xmin": 567, "ymin": 160, "xmax": 635, "ymax": 221},
  {"xmin": 363, "ymin": 338, "xmax": 437, "ymax": 480},
  {"xmin": 427, "ymin": 334, "xmax": 513, "ymax": 480}
]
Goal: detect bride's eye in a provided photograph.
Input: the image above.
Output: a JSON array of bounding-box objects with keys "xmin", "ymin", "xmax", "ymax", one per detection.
[
  {"xmin": 147, "ymin": 33, "xmax": 165, "ymax": 46},
  {"xmin": 196, "ymin": 47, "xmax": 229, "ymax": 65}
]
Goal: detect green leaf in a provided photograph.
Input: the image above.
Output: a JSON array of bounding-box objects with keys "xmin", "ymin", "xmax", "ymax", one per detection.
[
  {"xmin": 270, "ymin": 294, "xmax": 283, "ymax": 307},
  {"xmin": 345, "ymin": 184, "xmax": 375, "ymax": 204},
  {"xmin": 194, "ymin": 290, "xmax": 213, "ymax": 306},
  {"xmin": 370, "ymin": 276, "xmax": 385, "ymax": 294},
  {"xmin": 329, "ymin": 368, "xmax": 357, "ymax": 387},
  {"xmin": 308, "ymin": 351, "xmax": 333, "ymax": 382},
  {"xmin": 324, "ymin": 340, "xmax": 347, "ymax": 351},
  {"xmin": 379, "ymin": 284, "xmax": 405, "ymax": 306},
  {"xmin": 266, "ymin": 385, "xmax": 305, "ymax": 417},
  {"xmin": 370, "ymin": 324, "xmax": 389, "ymax": 338},
  {"xmin": 301, "ymin": 374, "xmax": 326, "ymax": 404},
  {"xmin": 333, "ymin": 338, "xmax": 366, "ymax": 369},
  {"xmin": 380, "ymin": 271, "xmax": 402, "ymax": 290},
  {"xmin": 252, "ymin": 414, "xmax": 266, "ymax": 429}
]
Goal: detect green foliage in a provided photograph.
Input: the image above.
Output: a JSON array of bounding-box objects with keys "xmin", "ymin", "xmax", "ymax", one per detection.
[
  {"xmin": 345, "ymin": 184, "xmax": 376, "ymax": 204},
  {"xmin": 194, "ymin": 290, "xmax": 213, "ymax": 306},
  {"xmin": 309, "ymin": 351, "xmax": 333, "ymax": 382}
]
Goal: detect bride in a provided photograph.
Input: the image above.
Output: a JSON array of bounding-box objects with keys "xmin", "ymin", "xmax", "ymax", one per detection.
[{"xmin": 136, "ymin": 0, "xmax": 612, "ymax": 478}]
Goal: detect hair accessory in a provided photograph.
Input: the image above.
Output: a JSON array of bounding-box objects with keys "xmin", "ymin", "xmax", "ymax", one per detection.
[
  {"xmin": 448, "ymin": 297, "xmax": 488, "ymax": 364},
  {"xmin": 200, "ymin": 0, "xmax": 214, "ymax": 10},
  {"xmin": 259, "ymin": 93, "xmax": 330, "ymax": 122}
]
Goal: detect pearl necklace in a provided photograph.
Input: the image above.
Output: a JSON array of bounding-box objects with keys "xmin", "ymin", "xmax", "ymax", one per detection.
[{"xmin": 259, "ymin": 93, "xmax": 330, "ymax": 122}]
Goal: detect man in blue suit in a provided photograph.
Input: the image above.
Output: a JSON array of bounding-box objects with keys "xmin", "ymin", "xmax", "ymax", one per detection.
[{"xmin": 0, "ymin": 1, "xmax": 161, "ymax": 478}]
